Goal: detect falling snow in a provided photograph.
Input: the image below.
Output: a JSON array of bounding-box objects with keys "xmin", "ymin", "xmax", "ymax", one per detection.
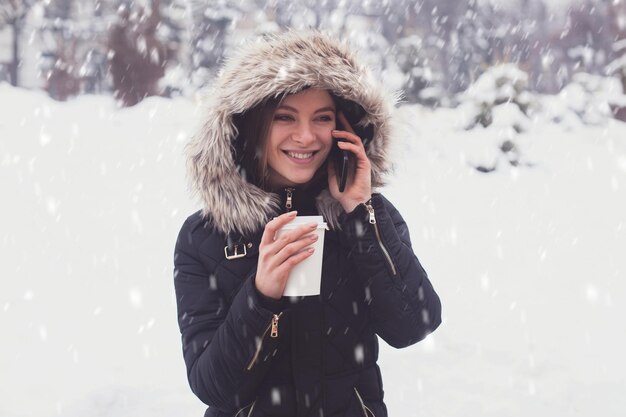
[
  {"xmin": 129, "ymin": 288, "xmax": 143, "ymax": 309},
  {"xmin": 2, "ymin": 22, "xmax": 626, "ymax": 414},
  {"xmin": 354, "ymin": 344, "xmax": 365, "ymax": 364}
]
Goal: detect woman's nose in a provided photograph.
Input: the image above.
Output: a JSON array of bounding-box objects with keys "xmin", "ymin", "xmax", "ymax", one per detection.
[{"xmin": 292, "ymin": 124, "xmax": 316, "ymax": 145}]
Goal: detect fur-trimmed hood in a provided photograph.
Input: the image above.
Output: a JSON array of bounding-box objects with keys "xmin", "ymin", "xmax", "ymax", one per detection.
[{"xmin": 184, "ymin": 30, "xmax": 400, "ymax": 238}]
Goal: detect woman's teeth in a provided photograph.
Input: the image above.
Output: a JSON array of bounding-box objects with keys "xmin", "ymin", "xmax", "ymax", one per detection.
[{"xmin": 286, "ymin": 151, "xmax": 314, "ymax": 159}]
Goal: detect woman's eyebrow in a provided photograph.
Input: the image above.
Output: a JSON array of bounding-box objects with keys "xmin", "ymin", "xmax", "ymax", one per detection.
[
  {"xmin": 277, "ymin": 105, "xmax": 336, "ymax": 113},
  {"xmin": 314, "ymin": 106, "xmax": 336, "ymax": 114}
]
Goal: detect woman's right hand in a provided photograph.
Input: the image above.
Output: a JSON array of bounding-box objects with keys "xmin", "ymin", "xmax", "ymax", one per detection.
[{"xmin": 255, "ymin": 211, "xmax": 318, "ymax": 300}]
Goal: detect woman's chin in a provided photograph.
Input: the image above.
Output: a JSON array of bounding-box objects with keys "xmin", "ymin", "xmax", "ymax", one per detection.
[{"xmin": 287, "ymin": 177, "xmax": 314, "ymax": 186}]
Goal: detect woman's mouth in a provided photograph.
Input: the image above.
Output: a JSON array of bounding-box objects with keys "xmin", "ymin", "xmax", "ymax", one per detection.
[{"xmin": 282, "ymin": 150, "xmax": 318, "ymax": 164}]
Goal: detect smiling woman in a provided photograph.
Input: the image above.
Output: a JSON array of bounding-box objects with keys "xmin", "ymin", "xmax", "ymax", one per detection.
[
  {"xmin": 266, "ymin": 88, "xmax": 336, "ymax": 188},
  {"xmin": 174, "ymin": 30, "xmax": 442, "ymax": 417}
]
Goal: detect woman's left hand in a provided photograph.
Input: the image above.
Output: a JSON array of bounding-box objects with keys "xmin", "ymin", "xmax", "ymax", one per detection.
[{"xmin": 327, "ymin": 111, "xmax": 372, "ymax": 213}]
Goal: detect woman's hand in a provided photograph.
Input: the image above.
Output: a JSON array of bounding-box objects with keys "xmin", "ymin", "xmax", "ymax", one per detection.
[
  {"xmin": 327, "ymin": 111, "xmax": 372, "ymax": 213},
  {"xmin": 255, "ymin": 211, "xmax": 319, "ymax": 300}
]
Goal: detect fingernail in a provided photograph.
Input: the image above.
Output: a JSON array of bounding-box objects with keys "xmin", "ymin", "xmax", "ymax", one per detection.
[{"xmin": 289, "ymin": 211, "xmax": 298, "ymax": 216}]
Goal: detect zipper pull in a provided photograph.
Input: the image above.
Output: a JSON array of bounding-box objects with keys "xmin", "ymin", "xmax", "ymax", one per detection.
[
  {"xmin": 365, "ymin": 201, "xmax": 376, "ymax": 224},
  {"xmin": 285, "ymin": 188, "xmax": 293, "ymax": 211},
  {"xmin": 270, "ymin": 314, "xmax": 280, "ymax": 338}
]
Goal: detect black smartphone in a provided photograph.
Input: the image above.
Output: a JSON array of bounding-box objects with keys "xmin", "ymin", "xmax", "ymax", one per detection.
[{"xmin": 332, "ymin": 117, "xmax": 350, "ymax": 192}]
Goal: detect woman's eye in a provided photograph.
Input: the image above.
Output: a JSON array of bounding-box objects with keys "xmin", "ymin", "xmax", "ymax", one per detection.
[
  {"xmin": 318, "ymin": 115, "xmax": 334, "ymax": 122},
  {"xmin": 274, "ymin": 114, "xmax": 293, "ymax": 121}
]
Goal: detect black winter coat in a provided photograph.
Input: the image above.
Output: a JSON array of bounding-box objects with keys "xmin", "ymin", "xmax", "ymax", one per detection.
[{"xmin": 174, "ymin": 188, "xmax": 442, "ymax": 417}]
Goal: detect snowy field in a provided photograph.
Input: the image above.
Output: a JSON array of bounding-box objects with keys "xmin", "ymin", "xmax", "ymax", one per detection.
[{"xmin": 1, "ymin": 82, "xmax": 625, "ymax": 416}]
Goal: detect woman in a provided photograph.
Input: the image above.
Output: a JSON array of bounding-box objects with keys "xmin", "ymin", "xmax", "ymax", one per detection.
[{"xmin": 174, "ymin": 30, "xmax": 442, "ymax": 417}]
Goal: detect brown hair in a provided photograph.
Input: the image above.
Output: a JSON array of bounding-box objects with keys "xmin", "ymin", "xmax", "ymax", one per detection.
[{"xmin": 232, "ymin": 95, "xmax": 283, "ymax": 191}]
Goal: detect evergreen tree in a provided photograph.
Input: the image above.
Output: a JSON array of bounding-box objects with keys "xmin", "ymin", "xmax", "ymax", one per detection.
[
  {"xmin": 107, "ymin": 0, "xmax": 168, "ymax": 106},
  {"xmin": 0, "ymin": 0, "xmax": 37, "ymax": 86}
]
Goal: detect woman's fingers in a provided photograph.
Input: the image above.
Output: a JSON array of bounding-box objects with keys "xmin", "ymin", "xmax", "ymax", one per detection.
[
  {"xmin": 273, "ymin": 229, "xmax": 318, "ymax": 266},
  {"xmin": 260, "ymin": 211, "xmax": 298, "ymax": 247},
  {"xmin": 336, "ymin": 140, "xmax": 370, "ymax": 168},
  {"xmin": 332, "ymin": 128, "xmax": 367, "ymax": 162},
  {"xmin": 332, "ymin": 129, "xmax": 362, "ymax": 145},
  {"xmin": 276, "ymin": 244, "xmax": 316, "ymax": 274},
  {"xmin": 332, "ymin": 130, "xmax": 366, "ymax": 161},
  {"xmin": 262, "ymin": 220, "xmax": 317, "ymax": 263},
  {"xmin": 269, "ymin": 221, "xmax": 317, "ymax": 253},
  {"xmin": 334, "ymin": 111, "xmax": 368, "ymax": 163},
  {"xmin": 336, "ymin": 139, "xmax": 362, "ymax": 154}
]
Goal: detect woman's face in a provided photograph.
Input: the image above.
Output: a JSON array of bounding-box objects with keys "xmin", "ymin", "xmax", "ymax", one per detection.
[{"xmin": 266, "ymin": 88, "xmax": 336, "ymax": 189}]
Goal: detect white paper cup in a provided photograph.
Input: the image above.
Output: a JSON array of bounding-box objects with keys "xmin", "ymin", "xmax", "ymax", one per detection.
[{"xmin": 276, "ymin": 215, "xmax": 327, "ymax": 296}]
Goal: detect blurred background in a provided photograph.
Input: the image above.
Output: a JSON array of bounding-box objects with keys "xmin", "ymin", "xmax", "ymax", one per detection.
[{"xmin": 1, "ymin": 0, "xmax": 625, "ymax": 114}]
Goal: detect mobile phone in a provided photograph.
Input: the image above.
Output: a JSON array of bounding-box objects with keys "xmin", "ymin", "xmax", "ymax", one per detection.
[
  {"xmin": 332, "ymin": 118, "xmax": 350, "ymax": 192},
  {"xmin": 333, "ymin": 141, "xmax": 350, "ymax": 192}
]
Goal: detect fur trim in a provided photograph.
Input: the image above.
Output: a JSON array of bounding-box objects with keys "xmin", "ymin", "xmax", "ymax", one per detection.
[{"xmin": 185, "ymin": 29, "xmax": 400, "ymax": 238}]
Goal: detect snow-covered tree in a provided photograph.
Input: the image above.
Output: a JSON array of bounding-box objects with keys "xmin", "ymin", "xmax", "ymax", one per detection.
[
  {"xmin": 38, "ymin": 0, "xmax": 82, "ymax": 100},
  {"xmin": 458, "ymin": 63, "xmax": 534, "ymax": 129},
  {"xmin": 107, "ymin": 0, "xmax": 168, "ymax": 106},
  {"xmin": 184, "ymin": 0, "xmax": 239, "ymax": 89},
  {"xmin": 0, "ymin": 0, "xmax": 37, "ymax": 86},
  {"xmin": 558, "ymin": 72, "xmax": 625, "ymax": 125},
  {"xmin": 606, "ymin": 39, "xmax": 626, "ymax": 121},
  {"xmin": 565, "ymin": 0, "xmax": 615, "ymax": 70},
  {"xmin": 393, "ymin": 34, "xmax": 444, "ymax": 105},
  {"xmin": 607, "ymin": 39, "xmax": 626, "ymax": 93},
  {"xmin": 156, "ymin": 0, "xmax": 187, "ymax": 96},
  {"xmin": 34, "ymin": 0, "xmax": 115, "ymax": 99}
]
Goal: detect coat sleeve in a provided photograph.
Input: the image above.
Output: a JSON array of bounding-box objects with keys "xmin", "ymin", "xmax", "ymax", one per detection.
[
  {"xmin": 173, "ymin": 215, "xmax": 282, "ymax": 411},
  {"xmin": 338, "ymin": 193, "xmax": 442, "ymax": 348}
]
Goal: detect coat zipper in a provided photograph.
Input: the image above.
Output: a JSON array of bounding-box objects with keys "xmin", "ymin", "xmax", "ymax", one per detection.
[
  {"xmin": 270, "ymin": 313, "xmax": 280, "ymax": 337},
  {"xmin": 246, "ymin": 312, "xmax": 283, "ymax": 371},
  {"xmin": 285, "ymin": 187, "xmax": 294, "ymax": 211},
  {"xmin": 353, "ymin": 387, "xmax": 376, "ymax": 417},
  {"xmin": 233, "ymin": 399, "xmax": 257, "ymax": 417},
  {"xmin": 364, "ymin": 200, "xmax": 397, "ymax": 276}
]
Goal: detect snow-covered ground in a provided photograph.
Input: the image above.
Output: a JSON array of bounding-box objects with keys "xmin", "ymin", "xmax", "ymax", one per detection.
[{"xmin": 1, "ymin": 82, "xmax": 625, "ymax": 416}]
